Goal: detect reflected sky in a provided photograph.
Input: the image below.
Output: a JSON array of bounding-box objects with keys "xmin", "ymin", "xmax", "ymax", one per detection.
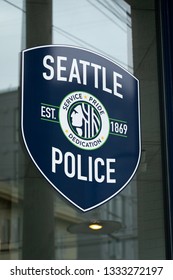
[
  {"xmin": 0, "ymin": 0, "xmax": 23, "ymax": 91},
  {"xmin": 0, "ymin": 0, "xmax": 132, "ymax": 91},
  {"xmin": 53, "ymin": 0, "xmax": 132, "ymax": 68}
]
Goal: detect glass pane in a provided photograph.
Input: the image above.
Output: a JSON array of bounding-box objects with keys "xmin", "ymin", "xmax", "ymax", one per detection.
[
  {"xmin": 51, "ymin": 0, "xmax": 165, "ymax": 259},
  {"xmin": 0, "ymin": 0, "xmax": 24, "ymax": 259},
  {"xmin": 0, "ymin": 0, "xmax": 166, "ymax": 260}
]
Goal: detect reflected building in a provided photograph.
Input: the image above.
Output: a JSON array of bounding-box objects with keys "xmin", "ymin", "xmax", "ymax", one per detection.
[{"xmin": 0, "ymin": 88, "xmax": 138, "ymax": 259}]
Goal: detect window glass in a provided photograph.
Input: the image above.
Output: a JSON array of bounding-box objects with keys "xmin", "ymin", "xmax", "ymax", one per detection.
[
  {"xmin": 0, "ymin": 0, "xmax": 166, "ymax": 260},
  {"xmin": 52, "ymin": 0, "xmax": 138, "ymax": 260}
]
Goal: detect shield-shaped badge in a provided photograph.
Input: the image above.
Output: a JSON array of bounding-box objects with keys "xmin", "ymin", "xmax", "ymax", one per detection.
[{"xmin": 21, "ymin": 45, "xmax": 141, "ymax": 212}]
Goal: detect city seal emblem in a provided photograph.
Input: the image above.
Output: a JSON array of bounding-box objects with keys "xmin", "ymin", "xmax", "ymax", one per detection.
[
  {"xmin": 21, "ymin": 45, "xmax": 141, "ymax": 211},
  {"xmin": 59, "ymin": 91, "xmax": 110, "ymax": 150}
]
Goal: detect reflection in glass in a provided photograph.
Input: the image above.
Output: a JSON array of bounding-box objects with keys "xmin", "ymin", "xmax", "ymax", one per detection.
[{"xmin": 0, "ymin": 0, "xmax": 166, "ymax": 260}]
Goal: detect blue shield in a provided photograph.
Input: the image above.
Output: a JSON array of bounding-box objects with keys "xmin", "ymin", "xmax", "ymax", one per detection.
[{"xmin": 21, "ymin": 45, "xmax": 141, "ymax": 212}]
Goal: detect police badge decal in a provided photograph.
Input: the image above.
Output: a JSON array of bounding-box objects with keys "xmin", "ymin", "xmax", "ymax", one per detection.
[{"xmin": 21, "ymin": 45, "xmax": 141, "ymax": 211}]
